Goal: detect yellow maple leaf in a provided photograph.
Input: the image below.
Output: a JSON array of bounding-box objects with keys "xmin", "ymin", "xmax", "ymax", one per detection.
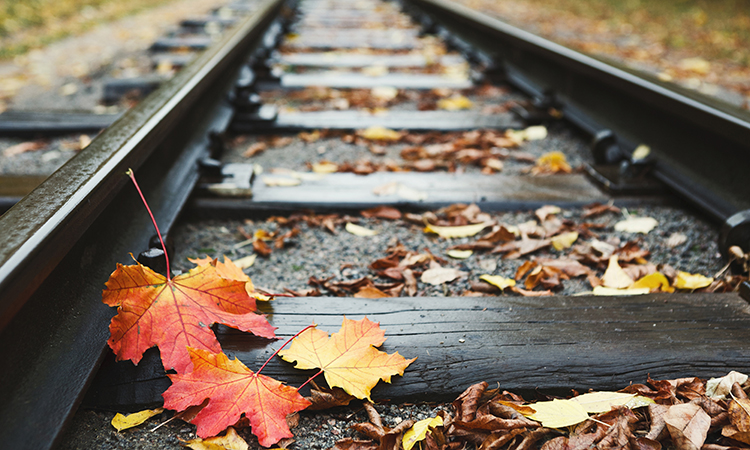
[
  {"xmin": 403, "ymin": 416, "xmax": 443, "ymax": 450},
  {"xmin": 182, "ymin": 427, "xmax": 248, "ymax": 450},
  {"xmin": 532, "ymin": 151, "xmax": 571, "ymax": 174},
  {"xmin": 111, "ymin": 408, "xmax": 164, "ymax": 432},
  {"xmin": 523, "ymin": 399, "xmax": 589, "ymax": 428},
  {"xmin": 279, "ymin": 317, "xmax": 416, "ymax": 401}
]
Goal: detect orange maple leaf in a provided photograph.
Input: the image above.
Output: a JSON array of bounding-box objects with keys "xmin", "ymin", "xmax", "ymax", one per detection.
[
  {"xmin": 162, "ymin": 347, "xmax": 311, "ymax": 446},
  {"xmin": 279, "ymin": 317, "xmax": 416, "ymax": 400},
  {"xmin": 189, "ymin": 256, "xmax": 270, "ymax": 301},
  {"xmin": 103, "ymin": 262, "xmax": 276, "ymax": 373}
]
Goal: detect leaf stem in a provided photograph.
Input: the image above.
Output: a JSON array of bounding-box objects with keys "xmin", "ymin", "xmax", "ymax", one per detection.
[
  {"xmin": 297, "ymin": 369, "xmax": 324, "ymax": 392},
  {"xmin": 126, "ymin": 168, "xmax": 171, "ymax": 281},
  {"xmin": 257, "ymin": 323, "xmax": 316, "ymax": 375}
]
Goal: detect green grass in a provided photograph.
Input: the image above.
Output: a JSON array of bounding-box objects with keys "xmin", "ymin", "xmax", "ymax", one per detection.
[{"xmin": 524, "ymin": 0, "xmax": 750, "ymax": 65}]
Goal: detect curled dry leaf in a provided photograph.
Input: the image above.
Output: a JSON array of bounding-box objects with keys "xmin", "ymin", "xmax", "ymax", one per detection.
[
  {"xmin": 551, "ymin": 231, "xmax": 579, "ymax": 251},
  {"xmin": 312, "ymin": 161, "xmax": 339, "ymax": 173},
  {"xmin": 631, "ymin": 272, "xmax": 674, "ymax": 293},
  {"xmin": 601, "ymin": 256, "xmax": 634, "ymax": 289},
  {"xmin": 424, "ymin": 221, "xmax": 493, "ymax": 239},
  {"xmin": 403, "ymin": 416, "xmax": 444, "ymax": 450},
  {"xmin": 360, "ymin": 206, "xmax": 402, "ymax": 220},
  {"xmin": 447, "ymin": 249, "xmax": 473, "ymax": 259},
  {"xmin": 358, "ymin": 125, "xmax": 402, "ymax": 141},
  {"xmin": 346, "ymin": 222, "xmax": 379, "ymax": 237},
  {"xmin": 531, "ymin": 151, "xmax": 571, "ymax": 175},
  {"xmin": 706, "ymin": 371, "xmax": 749, "ymax": 400},
  {"xmin": 479, "ymin": 274, "xmax": 516, "ymax": 290},
  {"xmin": 111, "ymin": 408, "xmax": 164, "ymax": 432}
]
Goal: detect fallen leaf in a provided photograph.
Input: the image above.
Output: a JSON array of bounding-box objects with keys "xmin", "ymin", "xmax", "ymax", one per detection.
[
  {"xmin": 479, "ymin": 274, "xmax": 516, "ymax": 290},
  {"xmin": 535, "ymin": 205, "xmax": 561, "ymax": 222},
  {"xmin": 111, "ymin": 408, "xmax": 164, "ymax": 432},
  {"xmin": 666, "ymin": 233, "xmax": 688, "ymax": 248},
  {"xmin": 233, "ymin": 254, "xmax": 257, "ymax": 270},
  {"xmin": 724, "ymin": 398, "xmax": 750, "ymax": 444},
  {"xmin": 447, "ymin": 249, "xmax": 473, "ymax": 259},
  {"xmin": 355, "ymin": 286, "xmax": 390, "ymax": 298},
  {"xmin": 679, "ymin": 57, "xmax": 710, "ymax": 74},
  {"xmin": 524, "ymin": 399, "xmax": 590, "ymax": 428},
  {"xmin": 3, "ymin": 140, "xmax": 47, "ymax": 157},
  {"xmin": 182, "ymin": 427, "xmax": 249, "ymax": 450},
  {"xmin": 163, "ymin": 349, "xmax": 310, "ymax": 446},
  {"xmin": 437, "ymin": 94, "xmax": 473, "ymax": 110},
  {"xmin": 361, "ymin": 206, "xmax": 402, "ymax": 220},
  {"xmin": 532, "ymin": 151, "xmax": 571, "ymax": 175},
  {"xmin": 306, "ymin": 383, "xmax": 356, "ymax": 411},
  {"xmin": 508, "ymin": 125, "xmax": 548, "ymax": 142},
  {"xmin": 673, "ymin": 271, "xmax": 713, "ymax": 290},
  {"xmin": 631, "ymin": 272, "xmax": 674, "ymax": 293},
  {"xmin": 572, "ymin": 392, "xmax": 635, "ymax": 413},
  {"xmin": 346, "ymin": 222, "xmax": 379, "ymax": 236},
  {"xmin": 279, "ymin": 317, "xmax": 416, "ymax": 401},
  {"xmin": 262, "ymin": 176, "xmax": 301, "ymax": 187},
  {"xmin": 551, "ymin": 231, "xmax": 579, "ymax": 251},
  {"xmin": 706, "ymin": 371, "xmax": 749, "ymax": 399},
  {"xmin": 312, "ymin": 161, "xmax": 339, "ymax": 173},
  {"xmin": 242, "ymin": 142, "xmax": 267, "ymax": 158},
  {"xmin": 359, "ymin": 126, "xmax": 402, "ymax": 141},
  {"xmin": 403, "ymin": 416, "xmax": 444, "ymax": 450},
  {"xmin": 372, "ymin": 182, "xmax": 428, "ymax": 201},
  {"xmin": 421, "ymin": 266, "xmax": 467, "ymax": 285},
  {"xmin": 614, "ymin": 216, "xmax": 658, "ymax": 234},
  {"xmin": 424, "ymin": 221, "xmax": 492, "ymax": 238},
  {"xmin": 103, "ymin": 262, "xmax": 276, "ymax": 373},
  {"xmin": 601, "ymin": 255, "xmax": 633, "ymax": 289},
  {"xmin": 664, "ymin": 403, "xmax": 710, "ymax": 450},
  {"xmin": 371, "ymin": 86, "xmax": 398, "ymax": 101}
]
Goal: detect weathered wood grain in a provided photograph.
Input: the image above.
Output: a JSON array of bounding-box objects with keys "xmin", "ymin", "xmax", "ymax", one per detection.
[{"xmin": 85, "ymin": 293, "xmax": 750, "ymax": 410}]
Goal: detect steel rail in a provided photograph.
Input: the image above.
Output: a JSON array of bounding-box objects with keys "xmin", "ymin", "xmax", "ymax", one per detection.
[
  {"xmin": 0, "ymin": 0, "xmax": 285, "ymax": 448},
  {"xmin": 402, "ymin": 0, "xmax": 750, "ymax": 250}
]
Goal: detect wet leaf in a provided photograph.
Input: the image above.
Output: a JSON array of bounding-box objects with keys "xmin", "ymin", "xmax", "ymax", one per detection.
[
  {"xmin": 163, "ymin": 349, "xmax": 310, "ymax": 446},
  {"xmin": 673, "ymin": 271, "xmax": 713, "ymax": 290},
  {"xmin": 524, "ymin": 399, "xmax": 589, "ymax": 428},
  {"xmin": 403, "ymin": 416, "xmax": 444, "ymax": 450},
  {"xmin": 424, "ymin": 221, "xmax": 493, "ymax": 238},
  {"xmin": 182, "ymin": 427, "xmax": 249, "ymax": 450},
  {"xmin": 279, "ymin": 317, "xmax": 416, "ymax": 401},
  {"xmin": 346, "ymin": 222, "xmax": 379, "ymax": 236},
  {"xmin": 111, "ymin": 408, "xmax": 163, "ymax": 432},
  {"xmin": 479, "ymin": 274, "xmax": 516, "ymax": 290},
  {"xmin": 614, "ymin": 216, "xmax": 658, "ymax": 234}
]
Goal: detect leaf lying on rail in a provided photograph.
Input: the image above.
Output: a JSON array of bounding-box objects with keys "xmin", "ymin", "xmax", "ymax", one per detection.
[
  {"xmin": 102, "ymin": 261, "xmax": 276, "ymax": 373},
  {"xmin": 279, "ymin": 316, "xmax": 416, "ymax": 400},
  {"xmin": 163, "ymin": 348, "xmax": 310, "ymax": 447}
]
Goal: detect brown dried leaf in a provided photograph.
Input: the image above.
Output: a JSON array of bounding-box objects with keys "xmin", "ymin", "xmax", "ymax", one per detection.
[{"xmin": 664, "ymin": 403, "xmax": 711, "ymax": 450}]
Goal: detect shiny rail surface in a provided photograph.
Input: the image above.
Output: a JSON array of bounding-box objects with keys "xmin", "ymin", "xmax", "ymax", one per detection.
[{"xmin": 0, "ymin": 0, "xmax": 284, "ymax": 448}]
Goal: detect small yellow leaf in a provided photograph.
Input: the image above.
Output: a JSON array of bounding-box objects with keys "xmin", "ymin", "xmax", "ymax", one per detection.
[
  {"xmin": 631, "ymin": 272, "xmax": 674, "ymax": 293},
  {"xmin": 479, "ymin": 274, "xmax": 516, "ymax": 290},
  {"xmin": 551, "ymin": 231, "xmax": 578, "ymax": 251},
  {"xmin": 673, "ymin": 271, "xmax": 713, "ymax": 290},
  {"xmin": 111, "ymin": 408, "xmax": 164, "ymax": 432},
  {"xmin": 403, "ymin": 416, "xmax": 444, "ymax": 450},
  {"xmin": 624, "ymin": 395, "xmax": 656, "ymax": 409},
  {"xmin": 614, "ymin": 216, "xmax": 658, "ymax": 234},
  {"xmin": 346, "ymin": 222, "xmax": 379, "ymax": 236},
  {"xmin": 362, "ymin": 65, "xmax": 388, "ymax": 77},
  {"xmin": 262, "ymin": 176, "xmax": 301, "ymax": 187},
  {"xmin": 508, "ymin": 126, "xmax": 548, "ymax": 142},
  {"xmin": 424, "ymin": 221, "xmax": 492, "ymax": 238},
  {"xmin": 679, "ymin": 57, "xmax": 710, "ymax": 74},
  {"xmin": 447, "ymin": 249, "xmax": 473, "ymax": 259},
  {"xmin": 312, "ymin": 161, "xmax": 339, "ymax": 173},
  {"xmin": 183, "ymin": 427, "xmax": 249, "ymax": 450},
  {"xmin": 233, "ymin": 254, "xmax": 257, "ymax": 270},
  {"xmin": 359, "ymin": 125, "xmax": 402, "ymax": 141},
  {"xmin": 524, "ymin": 399, "xmax": 589, "ymax": 428},
  {"xmin": 571, "ymin": 392, "xmax": 635, "ymax": 413},
  {"xmin": 437, "ymin": 95, "xmax": 473, "ymax": 111},
  {"xmin": 371, "ymin": 86, "xmax": 398, "ymax": 101},
  {"xmin": 533, "ymin": 151, "xmax": 571, "ymax": 173},
  {"xmin": 601, "ymin": 256, "xmax": 633, "ymax": 289},
  {"xmin": 592, "ymin": 286, "xmax": 650, "ymax": 296}
]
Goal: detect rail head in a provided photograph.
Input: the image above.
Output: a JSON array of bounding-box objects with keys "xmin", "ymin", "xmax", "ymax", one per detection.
[{"xmin": 0, "ymin": 0, "xmax": 286, "ymax": 332}]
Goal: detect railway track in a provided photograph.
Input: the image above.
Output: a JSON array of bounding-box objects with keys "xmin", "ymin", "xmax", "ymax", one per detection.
[{"xmin": 2, "ymin": 0, "xmax": 750, "ymax": 448}]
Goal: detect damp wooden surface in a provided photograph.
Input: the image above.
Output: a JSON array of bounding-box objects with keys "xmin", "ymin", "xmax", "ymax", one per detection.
[{"xmin": 86, "ymin": 292, "xmax": 750, "ymax": 410}]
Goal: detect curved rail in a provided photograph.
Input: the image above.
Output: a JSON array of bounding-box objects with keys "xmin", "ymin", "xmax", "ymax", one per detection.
[
  {"xmin": 0, "ymin": 0, "xmax": 285, "ymax": 448},
  {"xmin": 403, "ymin": 0, "xmax": 750, "ymax": 247}
]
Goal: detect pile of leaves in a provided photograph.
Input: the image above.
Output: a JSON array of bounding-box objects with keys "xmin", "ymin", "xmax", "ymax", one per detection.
[{"xmin": 330, "ymin": 371, "xmax": 750, "ymax": 450}]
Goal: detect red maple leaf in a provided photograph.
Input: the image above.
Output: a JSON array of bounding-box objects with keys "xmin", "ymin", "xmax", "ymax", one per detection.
[
  {"xmin": 102, "ymin": 261, "xmax": 276, "ymax": 373},
  {"xmin": 163, "ymin": 347, "xmax": 311, "ymax": 446}
]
